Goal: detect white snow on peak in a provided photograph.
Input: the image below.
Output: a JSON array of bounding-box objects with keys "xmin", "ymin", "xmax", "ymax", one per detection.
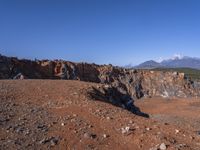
[
  {"xmin": 157, "ymin": 54, "xmax": 184, "ymax": 62},
  {"xmin": 171, "ymin": 54, "xmax": 183, "ymax": 60}
]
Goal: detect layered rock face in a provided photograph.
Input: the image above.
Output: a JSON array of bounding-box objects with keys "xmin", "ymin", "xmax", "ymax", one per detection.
[{"xmin": 1, "ymin": 55, "xmax": 200, "ymax": 101}]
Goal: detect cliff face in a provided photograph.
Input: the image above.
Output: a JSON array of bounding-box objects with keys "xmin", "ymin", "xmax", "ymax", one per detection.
[{"xmin": 1, "ymin": 55, "xmax": 200, "ymax": 101}]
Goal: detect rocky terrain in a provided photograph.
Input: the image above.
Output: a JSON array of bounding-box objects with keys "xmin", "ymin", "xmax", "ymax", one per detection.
[
  {"xmin": 1, "ymin": 80, "xmax": 200, "ymax": 150},
  {"xmin": 1, "ymin": 55, "xmax": 200, "ymax": 149},
  {"xmin": 1, "ymin": 55, "xmax": 200, "ymax": 99}
]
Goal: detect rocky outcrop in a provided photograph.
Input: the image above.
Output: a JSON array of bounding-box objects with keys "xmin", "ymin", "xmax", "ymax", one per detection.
[
  {"xmin": 0, "ymin": 56, "xmax": 52, "ymax": 79},
  {"xmin": 1, "ymin": 55, "xmax": 200, "ymax": 100}
]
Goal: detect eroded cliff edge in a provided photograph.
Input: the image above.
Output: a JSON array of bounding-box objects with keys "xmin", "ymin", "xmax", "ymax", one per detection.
[{"xmin": 1, "ymin": 55, "xmax": 200, "ymax": 102}]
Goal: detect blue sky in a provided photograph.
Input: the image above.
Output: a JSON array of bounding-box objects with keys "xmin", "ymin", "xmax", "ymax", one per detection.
[{"xmin": 1, "ymin": 0, "xmax": 200, "ymax": 66}]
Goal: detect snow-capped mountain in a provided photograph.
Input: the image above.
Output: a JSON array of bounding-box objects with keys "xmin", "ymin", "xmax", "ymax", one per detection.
[{"xmin": 134, "ymin": 56, "xmax": 200, "ymax": 70}]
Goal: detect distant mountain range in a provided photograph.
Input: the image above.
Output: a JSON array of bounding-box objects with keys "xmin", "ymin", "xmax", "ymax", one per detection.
[{"xmin": 134, "ymin": 56, "xmax": 200, "ymax": 70}]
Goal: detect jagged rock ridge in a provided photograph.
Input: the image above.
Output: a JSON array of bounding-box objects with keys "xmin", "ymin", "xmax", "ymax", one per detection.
[{"xmin": 1, "ymin": 55, "xmax": 200, "ymax": 103}]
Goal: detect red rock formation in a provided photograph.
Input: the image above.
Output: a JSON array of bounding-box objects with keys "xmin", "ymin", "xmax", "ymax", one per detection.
[{"xmin": 0, "ymin": 55, "xmax": 199, "ymax": 99}]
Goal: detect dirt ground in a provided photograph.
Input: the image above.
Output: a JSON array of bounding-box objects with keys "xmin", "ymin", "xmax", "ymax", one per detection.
[
  {"xmin": 0, "ymin": 80, "xmax": 200, "ymax": 150},
  {"xmin": 136, "ymin": 97, "xmax": 200, "ymax": 134}
]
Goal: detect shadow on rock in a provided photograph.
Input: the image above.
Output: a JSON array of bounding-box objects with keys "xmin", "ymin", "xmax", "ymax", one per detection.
[{"xmin": 89, "ymin": 86, "xmax": 149, "ymax": 118}]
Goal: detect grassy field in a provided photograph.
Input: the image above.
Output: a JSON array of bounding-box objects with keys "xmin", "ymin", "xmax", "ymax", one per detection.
[{"xmin": 152, "ymin": 68, "xmax": 200, "ymax": 81}]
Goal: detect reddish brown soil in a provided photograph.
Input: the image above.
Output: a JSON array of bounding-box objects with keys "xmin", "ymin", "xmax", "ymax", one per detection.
[
  {"xmin": 0, "ymin": 80, "xmax": 200, "ymax": 150},
  {"xmin": 136, "ymin": 97, "xmax": 200, "ymax": 133}
]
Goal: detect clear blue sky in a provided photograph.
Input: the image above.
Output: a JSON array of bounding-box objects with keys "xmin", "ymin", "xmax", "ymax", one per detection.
[{"xmin": 1, "ymin": 0, "xmax": 200, "ymax": 66}]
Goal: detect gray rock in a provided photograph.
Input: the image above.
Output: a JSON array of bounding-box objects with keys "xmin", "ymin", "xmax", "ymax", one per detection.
[
  {"xmin": 39, "ymin": 136, "xmax": 60, "ymax": 145},
  {"xmin": 50, "ymin": 137, "xmax": 59, "ymax": 146}
]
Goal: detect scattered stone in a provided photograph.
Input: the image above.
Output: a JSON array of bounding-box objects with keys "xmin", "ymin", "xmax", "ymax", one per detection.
[
  {"xmin": 39, "ymin": 138, "xmax": 49, "ymax": 144},
  {"xmin": 84, "ymin": 133, "xmax": 90, "ymax": 138},
  {"xmin": 129, "ymin": 120, "xmax": 133, "ymax": 124},
  {"xmin": 175, "ymin": 129, "xmax": 179, "ymax": 134},
  {"xmin": 146, "ymin": 127, "xmax": 151, "ymax": 131},
  {"xmin": 190, "ymin": 136, "xmax": 195, "ymax": 140},
  {"xmin": 73, "ymin": 130, "xmax": 78, "ymax": 134},
  {"xmin": 149, "ymin": 147, "xmax": 158, "ymax": 150},
  {"xmin": 121, "ymin": 126, "xmax": 130, "ymax": 134},
  {"xmin": 84, "ymin": 133, "xmax": 96, "ymax": 139},
  {"xmin": 50, "ymin": 137, "xmax": 59, "ymax": 146},
  {"xmin": 15, "ymin": 127, "xmax": 25, "ymax": 133},
  {"xmin": 37, "ymin": 124, "xmax": 48, "ymax": 132},
  {"xmin": 175, "ymin": 143, "xmax": 188, "ymax": 149},
  {"xmin": 39, "ymin": 136, "xmax": 60, "ymax": 145},
  {"xmin": 103, "ymin": 134, "xmax": 109, "ymax": 138},
  {"xmin": 159, "ymin": 143, "xmax": 167, "ymax": 150},
  {"xmin": 106, "ymin": 116, "xmax": 112, "ymax": 120},
  {"xmin": 104, "ymin": 85, "xmax": 110, "ymax": 88},
  {"xmin": 73, "ymin": 114, "xmax": 77, "ymax": 117},
  {"xmin": 70, "ymin": 118, "xmax": 76, "ymax": 122}
]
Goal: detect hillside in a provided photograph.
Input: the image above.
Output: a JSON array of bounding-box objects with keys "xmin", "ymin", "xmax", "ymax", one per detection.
[
  {"xmin": 1, "ymin": 55, "xmax": 200, "ymax": 102},
  {"xmin": 1, "ymin": 80, "xmax": 200, "ymax": 150},
  {"xmin": 152, "ymin": 68, "xmax": 200, "ymax": 81}
]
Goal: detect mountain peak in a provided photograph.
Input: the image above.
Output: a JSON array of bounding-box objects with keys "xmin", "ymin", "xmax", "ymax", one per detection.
[
  {"xmin": 134, "ymin": 56, "xmax": 200, "ymax": 70},
  {"xmin": 171, "ymin": 54, "xmax": 184, "ymax": 60},
  {"xmin": 135, "ymin": 60, "xmax": 161, "ymax": 69}
]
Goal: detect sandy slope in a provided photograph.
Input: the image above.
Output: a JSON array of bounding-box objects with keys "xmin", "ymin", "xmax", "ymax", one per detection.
[{"xmin": 0, "ymin": 80, "xmax": 200, "ymax": 150}]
